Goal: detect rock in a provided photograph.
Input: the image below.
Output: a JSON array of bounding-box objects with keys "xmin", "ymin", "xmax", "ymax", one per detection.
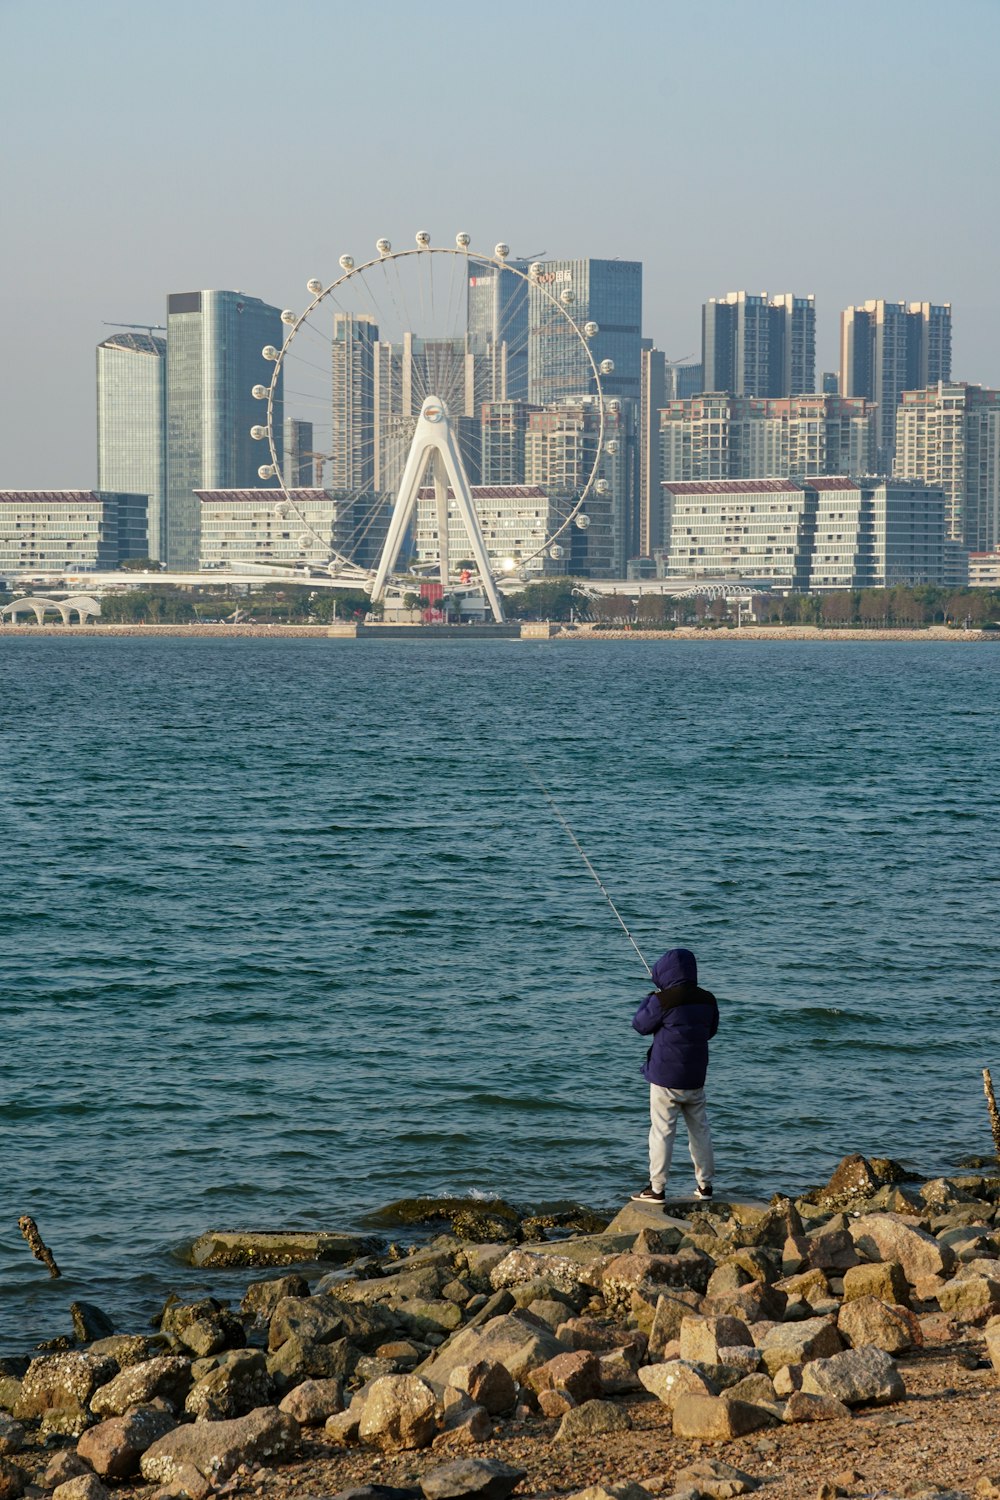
[
  {"xmin": 526, "ymin": 1350, "xmax": 602, "ymax": 1403},
  {"xmin": 937, "ymin": 1274, "xmax": 1000, "ymax": 1321},
  {"xmin": 638, "ymin": 1360, "xmax": 716, "ymax": 1409},
  {"xmin": 520, "ymin": 1299, "xmax": 573, "ymax": 1330},
  {"xmin": 648, "ymin": 1292, "xmax": 703, "ymax": 1354},
  {"xmin": 419, "ymin": 1458, "xmax": 525, "ymax": 1500},
  {"xmin": 433, "ymin": 1399, "xmax": 492, "ymax": 1448},
  {"xmin": 52, "ymin": 1477, "xmax": 108, "ymax": 1500},
  {"xmin": 340, "ymin": 1267, "xmax": 448, "ymax": 1307},
  {"xmin": 781, "ymin": 1391, "xmax": 850, "ymax": 1423},
  {"xmin": 841, "ymin": 1260, "xmax": 910, "ymax": 1307},
  {"xmin": 44, "ymin": 1453, "xmax": 92, "ymax": 1488},
  {"xmin": 488, "ymin": 1250, "xmax": 598, "ymax": 1297},
  {"xmin": 0, "ymin": 1383, "xmax": 21, "ymax": 1418},
  {"xmin": 358, "ymin": 1375, "xmax": 440, "ymax": 1452},
  {"xmin": 536, "ymin": 1389, "xmax": 575, "ymax": 1418},
  {"xmin": 753, "ymin": 1317, "xmax": 843, "ymax": 1376},
  {"xmin": 90, "ymin": 1356, "xmax": 192, "ymax": 1417},
  {"xmin": 672, "ymin": 1457, "xmax": 760, "ymax": 1497},
  {"xmin": 557, "ymin": 1316, "xmax": 644, "ymax": 1353},
  {"xmin": 776, "ymin": 1269, "xmax": 830, "ymax": 1303},
  {"xmin": 772, "ymin": 1365, "xmax": 802, "ymax": 1396},
  {"xmin": 77, "ymin": 1406, "xmax": 177, "ymax": 1479},
  {"xmin": 816, "ymin": 1154, "xmax": 881, "ymax": 1205},
  {"xmin": 806, "ymin": 1229, "xmax": 859, "ymax": 1274},
  {"xmin": 0, "ymin": 1459, "xmax": 26, "ymax": 1500},
  {"xmin": 419, "ymin": 1312, "xmax": 562, "ymax": 1387},
  {"xmin": 984, "ymin": 1321, "xmax": 1000, "ymax": 1374},
  {"xmin": 602, "ymin": 1252, "xmax": 712, "ymax": 1308},
  {"xmin": 837, "ymin": 1297, "xmax": 920, "ymax": 1353},
  {"xmin": 678, "ymin": 1315, "xmax": 753, "ymax": 1364},
  {"xmin": 554, "ymin": 1398, "xmax": 631, "ymax": 1440},
  {"xmin": 635, "ymin": 1226, "xmax": 685, "ymax": 1255},
  {"xmin": 13, "ymin": 1351, "xmax": 119, "ymax": 1434},
  {"xmin": 671, "ymin": 1394, "xmax": 777, "ymax": 1442},
  {"xmin": 325, "ymin": 1406, "xmax": 362, "ymax": 1444},
  {"xmin": 266, "ymin": 1333, "xmax": 356, "ymax": 1392},
  {"xmin": 564, "ymin": 1487, "xmax": 653, "ymax": 1500},
  {"xmin": 87, "ymin": 1335, "xmax": 156, "ymax": 1368},
  {"xmin": 330, "ymin": 1491, "xmax": 420, "ymax": 1500},
  {"xmin": 848, "ymin": 1214, "xmax": 955, "ymax": 1284},
  {"xmin": 0, "ymin": 1418, "xmax": 23, "ymax": 1458},
  {"xmin": 186, "ymin": 1229, "xmax": 378, "ymax": 1268},
  {"xmin": 598, "ymin": 1345, "xmax": 644, "ymax": 1393},
  {"xmin": 241, "ymin": 1273, "xmax": 311, "ymax": 1321},
  {"xmin": 147, "ymin": 1459, "xmax": 214, "ymax": 1500},
  {"xmin": 713, "ymin": 1346, "xmax": 763, "ymax": 1374},
  {"xmin": 278, "ymin": 1376, "xmax": 344, "ymax": 1424},
  {"xmin": 184, "ymin": 1349, "xmax": 273, "ymax": 1419},
  {"xmin": 70, "ymin": 1304, "xmax": 115, "ymax": 1343},
  {"xmin": 268, "ymin": 1293, "xmax": 393, "ymax": 1352},
  {"xmin": 447, "ymin": 1362, "xmax": 517, "ymax": 1416},
  {"xmin": 140, "ymin": 1406, "xmax": 299, "ymax": 1485},
  {"xmin": 392, "ymin": 1299, "xmax": 464, "ymax": 1339},
  {"xmin": 726, "ymin": 1374, "xmax": 777, "ymax": 1406},
  {"xmin": 800, "ymin": 1345, "xmax": 905, "ymax": 1407}
]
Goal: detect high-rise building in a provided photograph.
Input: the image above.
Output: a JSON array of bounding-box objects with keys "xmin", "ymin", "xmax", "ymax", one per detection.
[
  {"xmin": 895, "ymin": 382, "xmax": 1000, "ymax": 550},
  {"xmin": 660, "ymin": 394, "xmax": 876, "ymax": 484},
  {"xmin": 96, "ymin": 332, "xmax": 166, "ymax": 561},
  {"xmin": 639, "ymin": 348, "xmax": 666, "ymax": 556},
  {"xmin": 467, "ymin": 260, "xmax": 529, "ymax": 401},
  {"xmin": 165, "ymin": 290, "xmax": 283, "ymax": 569},
  {"xmin": 330, "ymin": 314, "xmax": 378, "ymax": 491},
  {"xmin": 283, "ymin": 418, "xmax": 314, "ymax": 487},
  {"xmin": 528, "ymin": 259, "xmax": 642, "ymax": 408},
  {"xmin": 372, "ymin": 333, "xmax": 487, "ymax": 495},
  {"xmin": 661, "ymin": 476, "xmax": 949, "ymax": 589},
  {"xmin": 702, "ymin": 291, "xmax": 815, "ymax": 398},
  {"xmin": 665, "ymin": 362, "xmax": 703, "ymax": 400},
  {"xmin": 480, "ymin": 401, "xmax": 539, "ymax": 486},
  {"xmin": 840, "ymin": 299, "xmax": 952, "ymax": 466},
  {"xmin": 525, "ymin": 396, "xmax": 637, "ymax": 576}
]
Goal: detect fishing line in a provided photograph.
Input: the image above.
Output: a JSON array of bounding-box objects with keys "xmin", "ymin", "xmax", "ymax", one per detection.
[{"xmin": 519, "ymin": 757, "xmax": 653, "ymax": 978}]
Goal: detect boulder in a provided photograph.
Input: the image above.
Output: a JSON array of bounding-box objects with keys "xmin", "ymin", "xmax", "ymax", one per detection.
[
  {"xmin": 841, "ymin": 1260, "xmax": 910, "ymax": 1307},
  {"xmin": 648, "ymin": 1292, "xmax": 703, "ymax": 1354},
  {"xmin": 725, "ymin": 1374, "xmax": 776, "ymax": 1407},
  {"xmin": 87, "ymin": 1335, "xmax": 156, "ymax": 1369},
  {"xmin": 70, "ymin": 1304, "xmax": 115, "ymax": 1343},
  {"xmin": 489, "ymin": 1250, "xmax": 599, "ymax": 1297},
  {"xmin": 937, "ymin": 1274, "xmax": 1000, "ymax": 1321},
  {"xmin": 556, "ymin": 1316, "xmax": 643, "ymax": 1353},
  {"xmin": 358, "ymin": 1376, "xmax": 440, "ymax": 1452},
  {"xmin": 678, "ymin": 1316, "xmax": 753, "ymax": 1364},
  {"xmin": 52, "ymin": 1477, "xmax": 108, "ymax": 1500},
  {"xmin": 816, "ymin": 1154, "xmax": 881, "ymax": 1205},
  {"xmin": 837, "ymin": 1297, "xmax": 920, "ymax": 1354},
  {"xmin": 432, "ymin": 1401, "xmax": 492, "ymax": 1449},
  {"xmin": 526, "ymin": 1351, "xmax": 602, "ymax": 1404},
  {"xmin": 0, "ymin": 1418, "xmax": 23, "ymax": 1457},
  {"xmin": 800, "ymin": 1345, "xmax": 905, "ymax": 1407},
  {"xmin": 805, "ymin": 1229, "xmax": 859, "ymax": 1274},
  {"xmin": 184, "ymin": 1350, "xmax": 273, "ymax": 1419},
  {"xmin": 391, "ymin": 1299, "xmax": 464, "ymax": 1339},
  {"xmin": 419, "ymin": 1313, "xmax": 562, "ymax": 1387},
  {"xmin": 186, "ymin": 1230, "xmax": 376, "ymax": 1268},
  {"xmin": 563, "ymin": 1487, "xmax": 653, "ymax": 1500},
  {"xmin": 597, "ymin": 1345, "xmax": 644, "ymax": 1393},
  {"xmin": 0, "ymin": 1460, "xmax": 25, "ymax": 1500},
  {"xmin": 241, "ymin": 1273, "xmax": 310, "ymax": 1321},
  {"xmin": 672, "ymin": 1456, "xmax": 760, "ymax": 1497},
  {"xmin": 14, "ymin": 1352, "xmax": 119, "ymax": 1435},
  {"xmin": 90, "ymin": 1356, "xmax": 192, "ymax": 1417},
  {"xmin": 0, "ymin": 1382, "xmax": 22, "ymax": 1418},
  {"xmin": 637, "ymin": 1360, "xmax": 716, "ymax": 1409},
  {"xmin": 268, "ymin": 1294, "xmax": 393, "ymax": 1352},
  {"xmin": 266, "ymin": 1333, "xmax": 356, "ymax": 1392},
  {"xmin": 753, "ymin": 1317, "xmax": 843, "ymax": 1376},
  {"xmin": 848, "ymin": 1214, "xmax": 955, "ymax": 1284},
  {"xmin": 446, "ymin": 1362, "xmax": 516, "ymax": 1416},
  {"xmin": 77, "ymin": 1406, "xmax": 177, "ymax": 1479},
  {"xmin": 140, "ymin": 1406, "xmax": 299, "ymax": 1485},
  {"xmin": 703, "ymin": 1282, "xmax": 786, "ymax": 1325},
  {"xmin": 554, "ymin": 1399, "xmax": 631, "ymax": 1440},
  {"xmin": 671, "ymin": 1394, "xmax": 777, "ymax": 1442},
  {"xmin": 782, "ymin": 1390, "xmax": 850, "ymax": 1423},
  {"xmin": 278, "ymin": 1376, "xmax": 344, "ymax": 1425},
  {"xmin": 601, "ymin": 1252, "xmax": 712, "ymax": 1308},
  {"xmin": 419, "ymin": 1458, "xmax": 525, "ymax": 1500}
]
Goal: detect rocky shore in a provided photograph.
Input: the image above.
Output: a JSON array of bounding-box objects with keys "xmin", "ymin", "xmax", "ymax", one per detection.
[{"xmin": 3, "ymin": 1157, "xmax": 1000, "ymax": 1500}]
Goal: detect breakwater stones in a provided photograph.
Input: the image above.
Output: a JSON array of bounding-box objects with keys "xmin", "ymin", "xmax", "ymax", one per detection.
[{"xmin": 3, "ymin": 1161, "xmax": 1000, "ymax": 1499}]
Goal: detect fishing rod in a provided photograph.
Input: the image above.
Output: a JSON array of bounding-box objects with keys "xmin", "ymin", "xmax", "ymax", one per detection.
[{"xmin": 520, "ymin": 758, "xmax": 653, "ymax": 979}]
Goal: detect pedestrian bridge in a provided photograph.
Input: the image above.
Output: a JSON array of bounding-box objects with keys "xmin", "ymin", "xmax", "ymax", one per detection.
[{"xmin": 1, "ymin": 594, "xmax": 101, "ymax": 625}]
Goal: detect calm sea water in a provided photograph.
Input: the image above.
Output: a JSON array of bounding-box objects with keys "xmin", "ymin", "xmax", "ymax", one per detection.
[{"xmin": 2, "ymin": 637, "xmax": 999, "ymax": 1353}]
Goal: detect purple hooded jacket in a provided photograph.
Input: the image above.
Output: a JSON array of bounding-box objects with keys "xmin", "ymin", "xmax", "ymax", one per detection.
[{"xmin": 631, "ymin": 947, "xmax": 719, "ymax": 1089}]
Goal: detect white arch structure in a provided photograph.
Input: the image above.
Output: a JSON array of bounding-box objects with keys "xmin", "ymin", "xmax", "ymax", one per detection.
[
  {"xmin": 1, "ymin": 594, "xmax": 101, "ymax": 625},
  {"xmin": 369, "ymin": 396, "xmax": 505, "ymax": 623}
]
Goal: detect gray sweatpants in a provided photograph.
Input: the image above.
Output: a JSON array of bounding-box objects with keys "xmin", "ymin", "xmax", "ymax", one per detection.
[{"xmin": 648, "ymin": 1084, "xmax": 714, "ymax": 1193}]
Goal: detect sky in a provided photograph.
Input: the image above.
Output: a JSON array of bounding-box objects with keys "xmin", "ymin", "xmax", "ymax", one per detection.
[{"xmin": 2, "ymin": 0, "xmax": 999, "ymax": 488}]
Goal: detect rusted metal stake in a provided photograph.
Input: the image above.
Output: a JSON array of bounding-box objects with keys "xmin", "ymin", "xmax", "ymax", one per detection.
[
  {"xmin": 983, "ymin": 1069, "xmax": 1000, "ymax": 1162},
  {"xmin": 18, "ymin": 1215, "xmax": 61, "ymax": 1278}
]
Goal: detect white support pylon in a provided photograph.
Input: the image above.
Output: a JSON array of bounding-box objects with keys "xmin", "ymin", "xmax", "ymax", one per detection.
[{"xmin": 369, "ymin": 395, "xmax": 506, "ymax": 623}]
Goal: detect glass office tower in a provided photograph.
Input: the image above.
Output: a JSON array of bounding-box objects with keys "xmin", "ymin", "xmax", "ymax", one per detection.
[
  {"xmin": 96, "ymin": 332, "xmax": 166, "ymax": 561},
  {"xmin": 528, "ymin": 259, "xmax": 642, "ymax": 408},
  {"xmin": 165, "ymin": 290, "xmax": 283, "ymax": 568}
]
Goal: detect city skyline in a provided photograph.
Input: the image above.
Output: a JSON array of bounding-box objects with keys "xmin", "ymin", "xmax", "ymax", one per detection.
[{"xmin": 2, "ymin": 0, "xmax": 997, "ymax": 489}]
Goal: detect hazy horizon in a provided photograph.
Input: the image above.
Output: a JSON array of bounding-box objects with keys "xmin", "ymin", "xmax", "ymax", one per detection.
[{"xmin": 2, "ymin": 0, "xmax": 998, "ymax": 488}]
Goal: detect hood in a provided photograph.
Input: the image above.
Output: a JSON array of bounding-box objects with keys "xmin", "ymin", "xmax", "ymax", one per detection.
[{"xmin": 651, "ymin": 947, "xmax": 698, "ymax": 990}]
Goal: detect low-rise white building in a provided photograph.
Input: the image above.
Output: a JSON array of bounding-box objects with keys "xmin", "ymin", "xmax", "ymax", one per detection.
[
  {"xmin": 0, "ymin": 490, "xmax": 148, "ymax": 576},
  {"xmin": 196, "ymin": 488, "xmax": 389, "ymax": 571},
  {"xmin": 411, "ymin": 484, "xmax": 567, "ymax": 579}
]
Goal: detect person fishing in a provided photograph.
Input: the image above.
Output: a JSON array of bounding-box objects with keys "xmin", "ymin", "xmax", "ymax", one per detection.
[{"xmin": 630, "ymin": 947, "xmax": 718, "ymax": 1204}]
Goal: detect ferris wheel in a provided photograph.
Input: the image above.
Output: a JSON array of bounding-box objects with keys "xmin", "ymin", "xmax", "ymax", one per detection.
[{"xmin": 251, "ymin": 233, "xmax": 610, "ymax": 622}]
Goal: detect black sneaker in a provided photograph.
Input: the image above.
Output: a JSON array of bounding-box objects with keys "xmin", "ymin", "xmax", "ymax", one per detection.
[
  {"xmin": 693, "ymin": 1183, "xmax": 713, "ymax": 1200},
  {"xmin": 630, "ymin": 1184, "xmax": 665, "ymax": 1203}
]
